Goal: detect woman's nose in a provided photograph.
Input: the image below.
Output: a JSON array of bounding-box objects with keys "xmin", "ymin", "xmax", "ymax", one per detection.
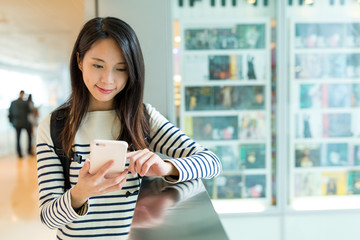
[{"xmin": 101, "ymin": 70, "xmax": 114, "ymax": 84}]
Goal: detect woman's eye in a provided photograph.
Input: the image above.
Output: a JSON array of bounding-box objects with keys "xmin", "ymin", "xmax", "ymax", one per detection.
[
  {"xmin": 93, "ymin": 64, "xmax": 103, "ymax": 69},
  {"xmin": 116, "ymin": 68, "xmax": 127, "ymax": 72}
]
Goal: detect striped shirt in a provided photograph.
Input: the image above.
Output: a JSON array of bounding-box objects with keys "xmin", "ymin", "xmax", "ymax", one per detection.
[{"xmin": 36, "ymin": 103, "xmax": 221, "ymax": 239}]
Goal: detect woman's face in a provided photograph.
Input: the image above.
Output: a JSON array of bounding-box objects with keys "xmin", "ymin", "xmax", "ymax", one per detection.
[{"xmin": 78, "ymin": 37, "xmax": 129, "ymax": 111}]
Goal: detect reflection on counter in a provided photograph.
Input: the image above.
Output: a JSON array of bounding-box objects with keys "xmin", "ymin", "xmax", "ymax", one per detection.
[{"xmin": 130, "ymin": 177, "xmax": 228, "ymax": 240}]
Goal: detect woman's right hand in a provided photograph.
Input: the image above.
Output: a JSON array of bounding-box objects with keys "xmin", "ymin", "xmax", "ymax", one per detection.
[{"xmin": 70, "ymin": 159, "xmax": 128, "ymax": 210}]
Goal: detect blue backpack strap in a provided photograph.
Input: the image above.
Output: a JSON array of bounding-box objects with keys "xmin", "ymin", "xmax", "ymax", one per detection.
[{"xmin": 143, "ymin": 103, "xmax": 150, "ymax": 143}]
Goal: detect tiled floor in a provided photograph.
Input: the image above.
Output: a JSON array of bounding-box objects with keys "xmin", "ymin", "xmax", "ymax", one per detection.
[{"xmin": 0, "ymin": 154, "xmax": 56, "ymax": 239}]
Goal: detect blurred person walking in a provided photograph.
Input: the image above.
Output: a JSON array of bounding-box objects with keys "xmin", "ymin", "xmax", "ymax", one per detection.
[
  {"xmin": 8, "ymin": 90, "xmax": 33, "ymax": 158},
  {"xmin": 27, "ymin": 94, "xmax": 39, "ymax": 134}
]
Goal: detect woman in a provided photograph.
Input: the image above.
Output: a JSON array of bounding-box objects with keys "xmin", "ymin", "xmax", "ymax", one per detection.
[{"xmin": 36, "ymin": 17, "xmax": 221, "ymax": 239}]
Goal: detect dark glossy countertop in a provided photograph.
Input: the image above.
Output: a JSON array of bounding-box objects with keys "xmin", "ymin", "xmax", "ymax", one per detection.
[{"xmin": 129, "ymin": 177, "xmax": 229, "ymax": 240}]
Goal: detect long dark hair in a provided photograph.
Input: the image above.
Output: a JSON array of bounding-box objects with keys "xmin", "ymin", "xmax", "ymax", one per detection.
[{"xmin": 59, "ymin": 17, "xmax": 150, "ymax": 158}]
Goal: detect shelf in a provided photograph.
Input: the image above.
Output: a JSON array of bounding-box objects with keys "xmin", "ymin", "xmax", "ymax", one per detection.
[
  {"xmin": 292, "ymin": 78, "xmax": 360, "ymax": 83},
  {"xmin": 200, "ymin": 139, "xmax": 268, "ymax": 146},
  {"xmin": 294, "ymin": 108, "xmax": 360, "ymax": 114},
  {"xmin": 291, "ymin": 195, "xmax": 360, "ymax": 211},
  {"xmin": 193, "ymin": 139, "xmax": 269, "ymax": 145},
  {"xmin": 183, "ymin": 109, "xmax": 267, "ymax": 116},
  {"xmin": 182, "ymin": 49, "xmax": 267, "ymax": 55},
  {"xmin": 293, "ymin": 138, "xmax": 360, "ymax": 144},
  {"xmin": 294, "ymin": 48, "xmax": 360, "ymax": 54},
  {"xmin": 221, "ymin": 169, "xmax": 269, "ymax": 175},
  {"xmin": 212, "ymin": 198, "xmax": 269, "ymax": 213},
  {"xmin": 181, "ymin": 80, "xmax": 267, "ymax": 86},
  {"xmin": 294, "ymin": 166, "xmax": 360, "ymax": 173}
]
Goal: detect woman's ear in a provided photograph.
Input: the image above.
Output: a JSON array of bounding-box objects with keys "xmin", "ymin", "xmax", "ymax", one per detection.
[{"xmin": 77, "ymin": 52, "xmax": 83, "ymax": 71}]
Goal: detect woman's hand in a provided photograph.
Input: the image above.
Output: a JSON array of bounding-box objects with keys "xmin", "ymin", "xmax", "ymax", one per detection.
[
  {"xmin": 127, "ymin": 149, "xmax": 179, "ymax": 177},
  {"xmin": 70, "ymin": 159, "xmax": 128, "ymax": 210}
]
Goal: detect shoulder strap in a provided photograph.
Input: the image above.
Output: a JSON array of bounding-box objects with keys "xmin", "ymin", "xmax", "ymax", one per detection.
[
  {"xmin": 143, "ymin": 103, "xmax": 151, "ymax": 142},
  {"xmin": 50, "ymin": 107, "xmax": 73, "ymax": 191}
]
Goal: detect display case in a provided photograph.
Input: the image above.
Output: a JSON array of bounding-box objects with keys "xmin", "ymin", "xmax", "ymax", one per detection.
[
  {"xmin": 179, "ymin": 20, "xmax": 273, "ymax": 212},
  {"xmin": 289, "ymin": 20, "xmax": 360, "ymax": 210}
]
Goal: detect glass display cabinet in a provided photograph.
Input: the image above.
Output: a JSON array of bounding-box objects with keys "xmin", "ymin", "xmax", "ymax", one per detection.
[
  {"xmin": 178, "ymin": 19, "xmax": 273, "ymax": 212},
  {"xmin": 289, "ymin": 20, "xmax": 360, "ymax": 210}
]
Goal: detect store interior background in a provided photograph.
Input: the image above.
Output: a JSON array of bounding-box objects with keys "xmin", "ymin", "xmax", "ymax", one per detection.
[{"xmin": 1, "ymin": 0, "xmax": 360, "ymax": 240}]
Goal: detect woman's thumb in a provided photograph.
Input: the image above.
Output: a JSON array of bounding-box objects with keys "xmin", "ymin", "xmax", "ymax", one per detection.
[{"xmin": 81, "ymin": 159, "xmax": 91, "ymax": 173}]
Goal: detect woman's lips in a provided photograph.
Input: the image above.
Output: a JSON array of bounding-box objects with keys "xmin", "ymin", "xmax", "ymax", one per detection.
[{"xmin": 96, "ymin": 85, "xmax": 114, "ymax": 94}]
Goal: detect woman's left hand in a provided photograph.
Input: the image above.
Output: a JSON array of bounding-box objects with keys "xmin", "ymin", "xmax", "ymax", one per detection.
[{"xmin": 127, "ymin": 149, "xmax": 179, "ymax": 177}]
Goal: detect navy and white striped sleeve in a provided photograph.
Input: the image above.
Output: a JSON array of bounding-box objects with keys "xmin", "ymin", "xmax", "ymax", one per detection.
[
  {"xmin": 145, "ymin": 104, "xmax": 222, "ymax": 182},
  {"xmin": 36, "ymin": 114, "xmax": 88, "ymax": 229},
  {"xmin": 162, "ymin": 179, "xmax": 205, "ymax": 204}
]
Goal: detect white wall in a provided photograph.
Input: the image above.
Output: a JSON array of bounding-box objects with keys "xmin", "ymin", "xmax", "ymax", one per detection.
[
  {"xmin": 85, "ymin": 0, "xmax": 175, "ymax": 122},
  {"xmin": 220, "ymin": 214, "xmax": 281, "ymax": 240},
  {"xmin": 220, "ymin": 211, "xmax": 360, "ymax": 240},
  {"xmin": 284, "ymin": 212, "xmax": 360, "ymax": 240}
]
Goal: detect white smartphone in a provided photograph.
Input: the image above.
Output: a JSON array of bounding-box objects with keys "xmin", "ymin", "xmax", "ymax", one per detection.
[{"xmin": 89, "ymin": 139, "xmax": 128, "ymax": 177}]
